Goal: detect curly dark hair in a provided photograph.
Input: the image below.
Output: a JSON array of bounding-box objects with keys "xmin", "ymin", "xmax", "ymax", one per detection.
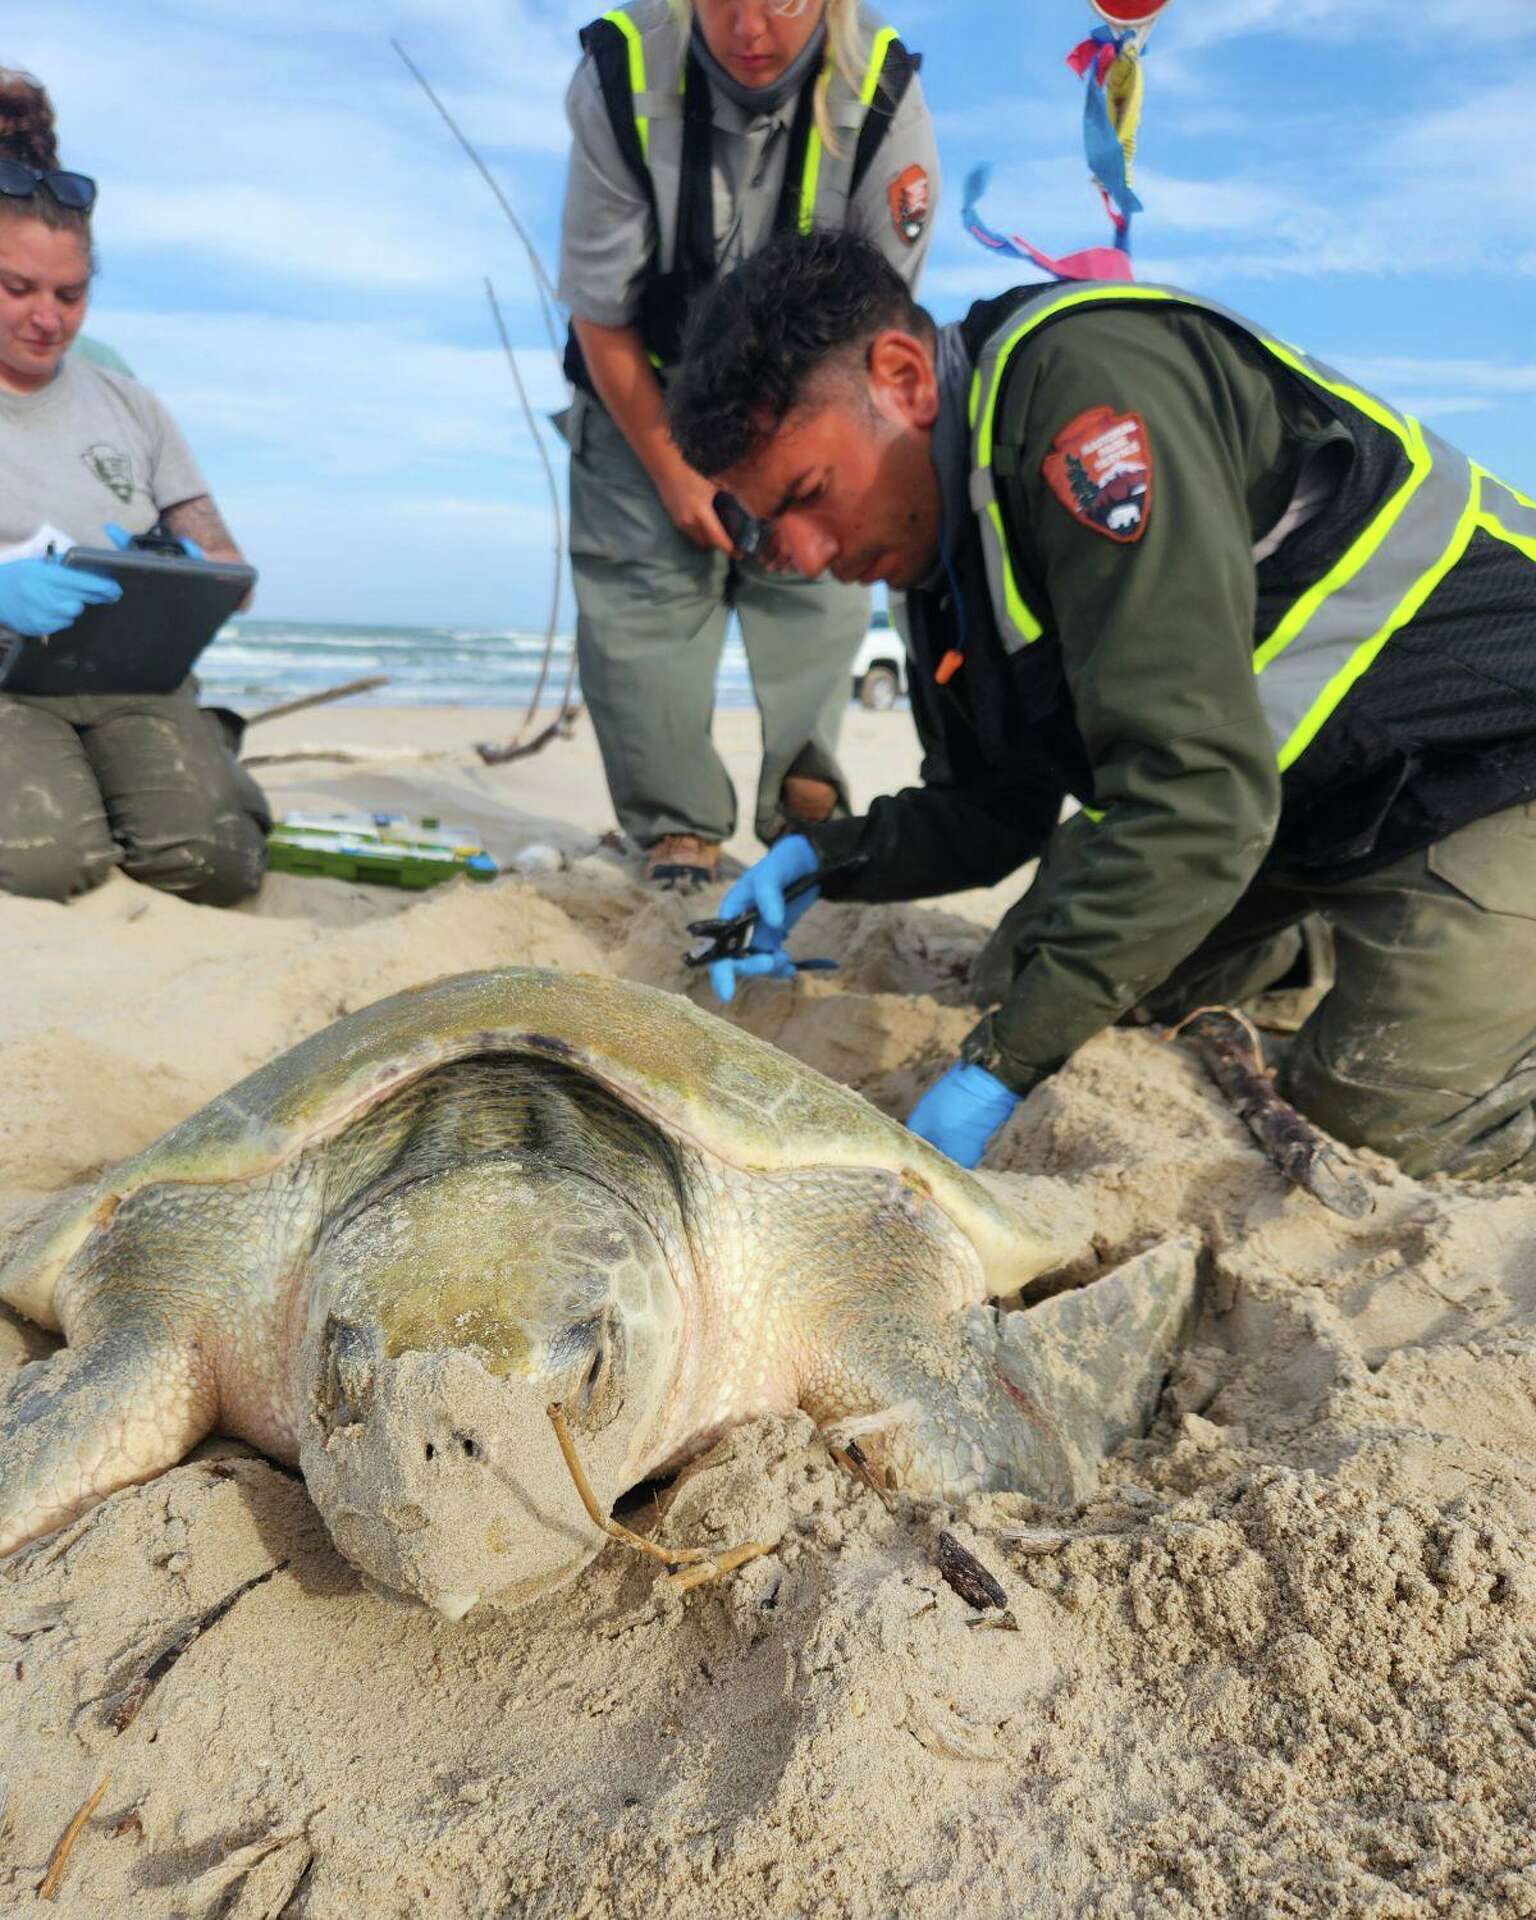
[
  {"xmin": 668, "ymin": 230, "xmax": 929, "ymax": 476},
  {"xmin": 0, "ymin": 68, "xmax": 58, "ymax": 168},
  {"xmin": 0, "ymin": 67, "xmax": 92, "ymax": 243}
]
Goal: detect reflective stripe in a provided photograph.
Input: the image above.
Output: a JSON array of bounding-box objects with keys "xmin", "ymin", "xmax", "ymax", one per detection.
[
  {"xmin": 964, "ymin": 282, "xmax": 1532, "ymax": 768},
  {"xmin": 800, "ymin": 25, "xmax": 899, "ymax": 235},
  {"xmin": 602, "ymin": 8, "xmax": 650, "ymax": 162},
  {"xmin": 1501, "ymin": 476, "xmax": 1536, "ymax": 513},
  {"xmin": 1274, "ymin": 448, "xmax": 1479, "ymax": 770},
  {"xmin": 798, "ymin": 126, "xmax": 824, "ymax": 237},
  {"xmin": 967, "ymin": 286, "xmax": 1180, "ymax": 652},
  {"xmin": 1477, "ymin": 468, "xmax": 1536, "ymax": 563},
  {"xmin": 968, "ymin": 464, "xmax": 1044, "ymax": 648}
]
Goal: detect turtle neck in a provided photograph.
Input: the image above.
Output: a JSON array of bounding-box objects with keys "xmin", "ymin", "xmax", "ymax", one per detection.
[{"xmin": 689, "ymin": 18, "xmax": 828, "ymax": 115}]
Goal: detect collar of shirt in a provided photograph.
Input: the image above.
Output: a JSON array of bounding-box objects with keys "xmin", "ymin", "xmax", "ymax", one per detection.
[
  {"xmin": 917, "ymin": 321, "xmax": 976, "ymax": 593},
  {"xmin": 689, "ymin": 20, "xmax": 828, "ymax": 124},
  {"xmin": 0, "ymin": 354, "xmax": 74, "ymax": 417}
]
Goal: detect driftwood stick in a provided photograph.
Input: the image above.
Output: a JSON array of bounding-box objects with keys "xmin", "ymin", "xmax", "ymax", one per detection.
[
  {"xmin": 476, "ymin": 705, "xmax": 583, "ymax": 767},
  {"xmin": 827, "ymin": 1438, "xmax": 1010, "ymax": 1614},
  {"xmin": 1172, "ymin": 1008, "xmax": 1373, "ymax": 1219},
  {"xmin": 240, "ymin": 744, "xmax": 440, "ymax": 769},
  {"xmin": 245, "ymin": 675, "xmax": 390, "ymax": 727},
  {"xmin": 108, "ymin": 1563, "xmax": 287, "ymax": 1733}
]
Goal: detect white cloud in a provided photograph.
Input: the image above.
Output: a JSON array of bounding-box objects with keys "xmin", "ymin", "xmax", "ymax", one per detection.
[
  {"xmin": 1169, "ymin": 0, "xmax": 1536, "ymax": 52},
  {"xmin": 1087, "ymin": 75, "xmax": 1536, "ymax": 284},
  {"xmin": 227, "ymin": 491, "xmax": 567, "ymax": 628},
  {"xmin": 13, "ymin": 8, "xmax": 575, "ymax": 294},
  {"xmin": 76, "ymin": 302, "xmax": 572, "ymax": 625},
  {"xmin": 91, "ymin": 306, "xmax": 571, "ymax": 474},
  {"xmin": 1340, "ymin": 356, "xmax": 1536, "ymax": 397}
]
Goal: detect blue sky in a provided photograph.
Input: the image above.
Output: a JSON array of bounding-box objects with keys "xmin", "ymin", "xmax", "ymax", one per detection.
[{"xmin": 17, "ymin": 0, "xmax": 1536, "ymax": 627}]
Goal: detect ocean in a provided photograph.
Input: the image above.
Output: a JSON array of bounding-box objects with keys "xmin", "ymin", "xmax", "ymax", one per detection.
[{"xmin": 200, "ymin": 618, "xmax": 761, "ymax": 714}]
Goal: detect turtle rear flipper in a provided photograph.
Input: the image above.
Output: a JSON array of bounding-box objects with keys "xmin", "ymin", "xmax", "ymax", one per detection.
[
  {"xmin": 989, "ymin": 1235, "xmax": 1202, "ymax": 1502},
  {"xmin": 822, "ymin": 1236, "xmax": 1201, "ymax": 1507},
  {"xmin": 1, "ymin": 1304, "xmax": 217, "ymax": 1556}
]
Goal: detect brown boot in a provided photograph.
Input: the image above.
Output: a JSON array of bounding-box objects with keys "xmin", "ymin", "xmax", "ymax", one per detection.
[
  {"xmin": 779, "ymin": 775, "xmax": 839, "ymax": 828},
  {"xmin": 644, "ymin": 833, "xmax": 721, "ymax": 891}
]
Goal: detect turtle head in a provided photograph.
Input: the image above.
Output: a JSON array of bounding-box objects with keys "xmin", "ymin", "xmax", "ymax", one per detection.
[{"xmin": 297, "ymin": 1158, "xmax": 683, "ymax": 1619}]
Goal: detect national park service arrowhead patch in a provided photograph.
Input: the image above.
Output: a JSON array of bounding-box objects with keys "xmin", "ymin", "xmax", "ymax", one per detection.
[
  {"xmin": 887, "ymin": 163, "xmax": 930, "ymax": 246},
  {"xmin": 1041, "ymin": 405, "xmax": 1151, "ymax": 543}
]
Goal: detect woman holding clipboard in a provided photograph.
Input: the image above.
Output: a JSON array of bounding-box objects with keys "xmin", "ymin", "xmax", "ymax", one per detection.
[{"xmin": 0, "ymin": 71, "xmax": 268, "ymax": 906}]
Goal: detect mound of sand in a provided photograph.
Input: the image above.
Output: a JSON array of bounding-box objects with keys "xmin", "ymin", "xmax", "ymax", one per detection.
[{"xmin": 4, "ymin": 738, "xmax": 1535, "ymax": 1918}]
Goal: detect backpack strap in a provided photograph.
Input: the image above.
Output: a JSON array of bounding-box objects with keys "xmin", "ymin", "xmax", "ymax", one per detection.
[
  {"xmin": 848, "ymin": 37, "xmax": 918, "ymax": 199},
  {"xmin": 771, "ymin": 65, "xmax": 825, "ymax": 235},
  {"xmin": 673, "ymin": 47, "xmax": 718, "ymax": 295},
  {"xmin": 579, "ymin": 15, "xmax": 658, "ymax": 219}
]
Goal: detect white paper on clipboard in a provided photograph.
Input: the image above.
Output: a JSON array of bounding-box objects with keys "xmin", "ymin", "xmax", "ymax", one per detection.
[{"xmin": 0, "ymin": 523, "xmax": 78, "ymax": 565}]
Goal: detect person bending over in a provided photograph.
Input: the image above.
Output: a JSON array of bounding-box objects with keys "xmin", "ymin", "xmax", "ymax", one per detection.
[
  {"xmin": 559, "ymin": 0, "xmax": 937, "ymax": 887},
  {"xmin": 669, "ymin": 231, "xmax": 1536, "ymax": 1184}
]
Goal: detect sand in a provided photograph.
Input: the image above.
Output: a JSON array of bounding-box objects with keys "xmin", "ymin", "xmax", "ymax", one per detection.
[{"xmin": 3, "ymin": 705, "xmax": 1535, "ymax": 1918}]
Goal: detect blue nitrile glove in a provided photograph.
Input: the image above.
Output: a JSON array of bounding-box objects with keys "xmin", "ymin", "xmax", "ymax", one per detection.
[
  {"xmin": 104, "ymin": 520, "xmax": 204, "ymax": 559},
  {"xmin": 0, "ymin": 554, "xmax": 122, "ymax": 637},
  {"xmin": 708, "ymin": 832, "xmax": 821, "ymax": 1004},
  {"xmin": 907, "ymin": 1061, "xmax": 1022, "ymax": 1170}
]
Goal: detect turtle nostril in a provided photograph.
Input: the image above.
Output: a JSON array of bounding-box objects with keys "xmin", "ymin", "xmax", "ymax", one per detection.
[
  {"xmin": 424, "ymin": 1441, "xmax": 436, "ymax": 1461},
  {"xmin": 457, "ymin": 1433, "xmax": 482, "ymax": 1461}
]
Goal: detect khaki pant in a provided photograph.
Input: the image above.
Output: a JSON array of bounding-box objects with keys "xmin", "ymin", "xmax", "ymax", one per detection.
[
  {"xmin": 565, "ymin": 391, "xmax": 868, "ymax": 848},
  {"xmin": 1137, "ymin": 803, "xmax": 1536, "ymax": 1181},
  {"xmin": 0, "ymin": 678, "xmax": 270, "ymax": 907}
]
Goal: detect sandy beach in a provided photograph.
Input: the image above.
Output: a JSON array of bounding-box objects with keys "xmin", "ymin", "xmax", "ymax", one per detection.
[{"xmin": 3, "ymin": 704, "xmax": 1536, "ymax": 1919}]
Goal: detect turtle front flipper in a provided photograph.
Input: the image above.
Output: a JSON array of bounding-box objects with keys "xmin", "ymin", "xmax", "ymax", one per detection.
[
  {"xmin": 0, "ymin": 1302, "xmax": 218, "ymax": 1556},
  {"xmin": 816, "ymin": 1237, "xmax": 1201, "ymax": 1506}
]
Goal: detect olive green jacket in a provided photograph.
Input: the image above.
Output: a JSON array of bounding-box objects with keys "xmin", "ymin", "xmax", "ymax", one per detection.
[{"xmin": 808, "ymin": 305, "xmax": 1357, "ymax": 1091}]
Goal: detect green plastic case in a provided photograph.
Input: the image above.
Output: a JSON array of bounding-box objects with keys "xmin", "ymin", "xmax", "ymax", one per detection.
[{"xmin": 266, "ymin": 812, "xmax": 499, "ymax": 890}]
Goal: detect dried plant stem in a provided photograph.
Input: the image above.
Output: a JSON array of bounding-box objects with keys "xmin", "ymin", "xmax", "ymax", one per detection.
[
  {"xmin": 546, "ymin": 1403, "xmax": 771, "ymax": 1590},
  {"xmin": 39, "ymin": 1775, "xmax": 110, "ymax": 1901}
]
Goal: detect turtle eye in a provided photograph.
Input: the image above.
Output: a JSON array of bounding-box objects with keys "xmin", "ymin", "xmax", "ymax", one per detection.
[
  {"xmin": 578, "ymin": 1345, "xmax": 606, "ymax": 1412},
  {"xmin": 316, "ymin": 1315, "xmax": 375, "ymax": 1436},
  {"xmin": 568, "ymin": 1313, "xmax": 625, "ymax": 1433}
]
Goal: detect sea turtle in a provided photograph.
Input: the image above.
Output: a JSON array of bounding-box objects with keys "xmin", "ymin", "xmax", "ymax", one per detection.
[{"xmin": 0, "ymin": 968, "xmax": 1197, "ymax": 1619}]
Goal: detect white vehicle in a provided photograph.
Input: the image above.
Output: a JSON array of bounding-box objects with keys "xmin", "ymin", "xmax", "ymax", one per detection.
[{"xmin": 850, "ymin": 608, "xmax": 907, "ymax": 709}]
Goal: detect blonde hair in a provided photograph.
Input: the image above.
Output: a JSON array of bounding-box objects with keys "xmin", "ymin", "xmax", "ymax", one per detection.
[{"xmin": 670, "ymin": 1, "xmax": 869, "ymax": 149}]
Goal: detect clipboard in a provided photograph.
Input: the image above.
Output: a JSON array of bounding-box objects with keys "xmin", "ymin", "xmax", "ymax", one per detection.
[{"xmin": 0, "ymin": 545, "xmax": 257, "ymax": 698}]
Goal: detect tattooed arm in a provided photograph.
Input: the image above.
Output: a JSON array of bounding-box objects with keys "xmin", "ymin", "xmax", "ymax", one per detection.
[{"xmin": 161, "ymin": 494, "xmax": 253, "ymax": 609}]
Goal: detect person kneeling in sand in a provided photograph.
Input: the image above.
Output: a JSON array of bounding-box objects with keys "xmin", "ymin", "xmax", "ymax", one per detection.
[
  {"xmin": 0, "ymin": 70, "xmax": 269, "ymax": 907},
  {"xmin": 671, "ymin": 231, "xmax": 1536, "ymax": 1185}
]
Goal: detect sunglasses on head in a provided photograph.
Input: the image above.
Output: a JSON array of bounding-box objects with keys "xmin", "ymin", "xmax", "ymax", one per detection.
[{"xmin": 0, "ymin": 158, "xmax": 97, "ymax": 213}]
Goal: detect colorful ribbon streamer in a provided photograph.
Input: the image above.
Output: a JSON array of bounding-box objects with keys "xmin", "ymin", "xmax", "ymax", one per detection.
[
  {"xmin": 965, "ymin": 14, "xmax": 1156, "ymax": 282},
  {"xmin": 963, "ymin": 166, "xmax": 1134, "ymax": 283}
]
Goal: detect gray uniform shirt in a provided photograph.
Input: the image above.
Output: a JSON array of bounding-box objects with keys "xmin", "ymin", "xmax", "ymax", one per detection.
[
  {"xmin": 0, "ymin": 356, "xmax": 207, "ymax": 551},
  {"xmin": 559, "ymin": 27, "xmax": 939, "ymax": 329}
]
